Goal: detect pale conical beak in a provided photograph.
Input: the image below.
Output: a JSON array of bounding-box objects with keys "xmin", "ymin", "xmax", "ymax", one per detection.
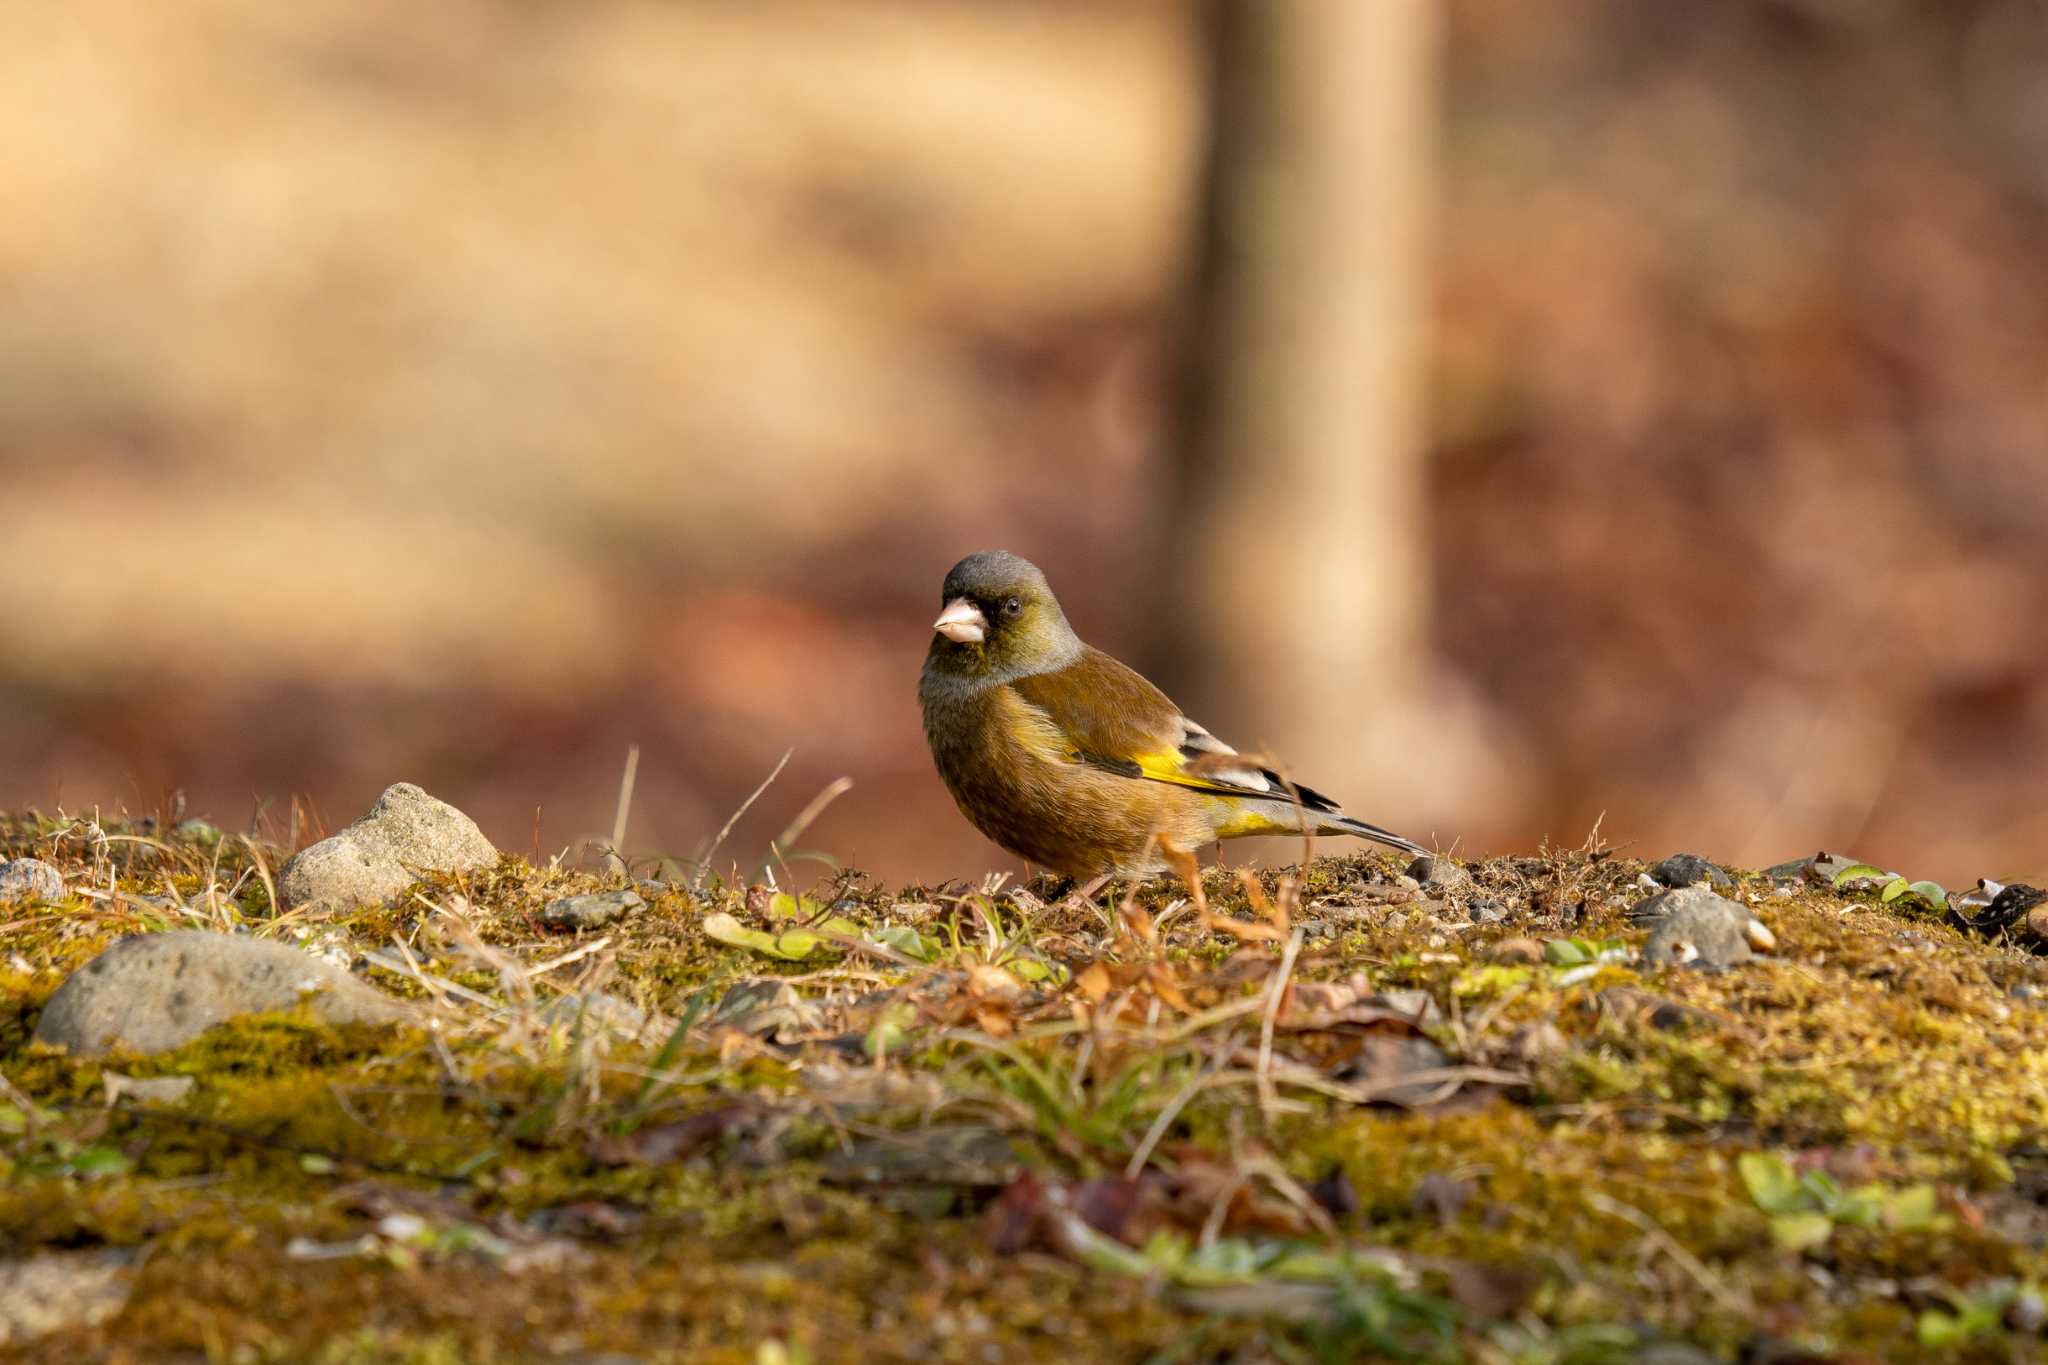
[{"xmin": 933, "ymin": 597, "xmax": 988, "ymax": 645}]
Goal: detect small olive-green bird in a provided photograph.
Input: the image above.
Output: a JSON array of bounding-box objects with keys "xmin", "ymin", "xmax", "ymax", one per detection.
[{"xmin": 918, "ymin": 550, "xmax": 1426, "ymax": 879}]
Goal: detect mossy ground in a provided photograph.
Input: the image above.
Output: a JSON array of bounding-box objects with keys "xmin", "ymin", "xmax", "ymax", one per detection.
[{"xmin": 1, "ymin": 815, "xmax": 2044, "ymax": 1363}]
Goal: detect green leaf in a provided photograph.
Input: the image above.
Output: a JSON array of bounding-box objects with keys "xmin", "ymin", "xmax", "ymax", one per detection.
[
  {"xmin": 1005, "ymin": 957, "xmax": 1055, "ymax": 984},
  {"xmin": 68, "ymin": 1146, "xmax": 132, "ymax": 1179},
  {"xmin": 862, "ymin": 1004, "xmax": 916, "ymax": 1061},
  {"xmin": 1879, "ymin": 877, "xmax": 1911, "ymax": 903},
  {"xmin": 704, "ymin": 912, "xmax": 815, "ymax": 961},
  {"xmin": 1831, "ymin": 864, "xmax": 1894, "ymax": 889},
  {"xmin": 868, "ymin": 924, "xmax": 937, "ymax": 961},
  {"xmin": 1544, "ymin": 939, "xmax": 1590, "ymax": 967},
  {"xmin": 1915, "ymin": 1311, "xmax": 1967, "ymax": 1348},
  {"xmin": 766, "ymin": 893, "xmax": 825, "ymax": 923},
  {"xmin": 1883, "ymin": 1183, "xmax": 1940, "ymax": 1229},
  {"xmin": 1738, "ymin": 1152, "xmax": 1807, "ymax": 1214},
  {"xmin": 1769, "ymin": 1211, "xmax": 1835, "ymax": 1252},
  {"xmin": 1907, "ymin": 881, "xmax": 1948, "ymax": 909}
]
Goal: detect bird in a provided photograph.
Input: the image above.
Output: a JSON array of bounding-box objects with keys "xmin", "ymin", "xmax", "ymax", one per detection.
[{"xmin": 918, "ymin": 550, "xmax": 1426, "ymax": 895}]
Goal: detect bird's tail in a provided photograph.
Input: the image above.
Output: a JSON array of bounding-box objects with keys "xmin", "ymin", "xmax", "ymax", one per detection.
[{"xmin": 1323, "ymin": 813, "xmax": 1429, "ymax": 859}]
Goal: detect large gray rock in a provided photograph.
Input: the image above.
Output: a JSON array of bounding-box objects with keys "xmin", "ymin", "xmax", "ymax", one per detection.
[
  {"xmin": 1633, "ymin": 885, "xmax": 1754, "ymax": 970},
  {"xmin": 33, "ymin": 931, "xmax": 410, "ymax": 1056},
  {"xmin": 0, "ymin": 858, "xmax": 65, "ymax": 906},
  {"xmin": 0, "ymin": 1249, "xmax": 134, "ymax": 1346},
  {"xmin": 278, "ymin": 783, "xmax": 497, "ymax": 910}
]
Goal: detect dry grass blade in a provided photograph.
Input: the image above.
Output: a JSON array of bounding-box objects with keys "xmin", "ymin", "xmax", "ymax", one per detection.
[
  {"xmin": 695, "ymin": 747, "xmax": 793, "ymax": 891},
  {"xmin": 238, "ymin": 834, "xmax": 281, "ymax": 918},
  {"xmin": 1255, "ymin": 928, "xmax": 1304, "ymax": 1121},
  {"xmin": 775, "ymin": 777, "xmax": 852, "ymax": 855},
  {"xmin": 607, "ymin": 744, "xmax": 640, "ymax": 876},
  {"xmin": 1585, "ymin": 1191, "xmax": 1754, "ymax": 1320}
]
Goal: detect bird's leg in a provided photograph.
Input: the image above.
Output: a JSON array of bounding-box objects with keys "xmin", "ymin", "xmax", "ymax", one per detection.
[{"xmin": 1158, "ymin": 842, "xmax": 1209, "ymax": 923}]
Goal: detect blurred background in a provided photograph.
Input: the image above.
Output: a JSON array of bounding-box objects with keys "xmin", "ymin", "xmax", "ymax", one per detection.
[{"xmin": 3, "ymin": 0, "xmax": 2045, "ymax": 887}]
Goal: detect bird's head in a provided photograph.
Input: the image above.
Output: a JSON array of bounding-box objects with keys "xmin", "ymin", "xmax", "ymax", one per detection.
[{"xmin": 926, "ymin": 550, "xmax": 1080, "ymax": 679}]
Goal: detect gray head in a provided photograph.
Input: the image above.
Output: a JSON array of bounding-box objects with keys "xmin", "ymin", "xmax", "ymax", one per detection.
[{"xmin": 926, "ymin": 551, "xmax": 1082, "ymax": 680}]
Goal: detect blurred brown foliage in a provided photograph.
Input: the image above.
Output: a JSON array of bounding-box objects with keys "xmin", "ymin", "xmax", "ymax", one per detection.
[{"xmin": 3, "ymin": 0, "xmax": 2045, "ymax": 884}]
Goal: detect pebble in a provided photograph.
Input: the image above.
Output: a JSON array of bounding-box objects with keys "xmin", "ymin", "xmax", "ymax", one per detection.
[
  {"xmin": 1650, "ymin": 854, "xmax": 1733, "ymax": 889},
  {"xmin": 277, "ymin": 783, "xmax": 497, "ymax": 910},
  {"xmin": 1467, "ymin": 898, "xmax": 1507, "ymax": 924},
  {"xmin": 33, "ymin": 931, "xmax": 410, "ymax": 1056},
  {"xmin": 1632, "ymin": 886, "xmax": 1755, "ymax": 970},
  {"xmin": 538, "ymin": 991, "xmax": 664, "ymax": 1042},
  {"xmin": 0, "ymin": 1250, "xmax": 134, "ymax": 1346},
  {"xmin": 1406, "ymin": 855, "xmax": 1472, "ymax": 893},
  {"xmin": 101, "ymin": 1072, "xmax": 197, "ymax": 1107},
  {"xmin": 0, "ymin": 859, "xmax": 64, "ymax": 907},
  {"xmin": 540, "ymin": 889, "xmax": 645, "ymax": 931},
  {"xmin": 1506, "ymin": 1021, "xmax": 1569, "ymax": 1064},
  {"xmin": 1488, "ymin": 937, "xmax": 1545, "ymax": 965}
]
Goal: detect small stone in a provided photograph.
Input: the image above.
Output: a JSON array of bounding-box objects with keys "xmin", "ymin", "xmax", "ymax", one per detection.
[
  {"xmin": 0, "ymin": 859, "xmax": 64, "ymax": 907},
  {"xmin": 1745, "ymin": 918, "xmax": 1777, "ymax": 952},
  {"xmin": 277, "ymin": 783, "xmax": 497, "ymax": 911},
  {"xmin": 1393, "ymin": 874, "xmax": 1422, "ymax": 892},
  {"xmin": 102, "ymin": 1072, "xmax": 197, "ymax": 1107},
  {"xmin": 1650, "ymin": 854, "xmax": 1733, "ymax": 889},
  {"xmin": 538, "ymin": 991, "xmax": 663, "ymax": 1041},
  {"xmin": 0, "ymin": 1250, "xmax": 134, "ymax": 1345},
  {"xmin": 1488, "ymin": 937, "xmax": 1545, "ymax": 965},
  {"xmin": 540, "ymin": 889, "xmax": 645, "ymax": 931},
  {"xmin": 172, "ymin": 819, "xmax": 223, "ymax": 847},
  {"xmin": 34, "ymin": 931, "xmax": 409, "ymax": 1056},
  {"xmin": 1406, "ymin": 855, "xmax": 1471, "ymax": 893},
  {"xmin": 2012, "ymin": 983, "xmax": 2044, "ymax": 1004},
  {"xmin": 1633, "ymin": 886, "xmax": 1755, "ymax": 970},
  {"xmin": 1506, "ymin": 1021, "xmax": 1569, "ymax": 1065},
  {"xmin": 2025, "ymin": 905, "xmax": 2048, "ymax": 945},
  {"xmin": 1467, "ymin": 898, "xmax": 1507, "ymax": 924},
  {"xmin": 2006, "ymin": 1287, "xmax": 2046, "ymax": 1334}
]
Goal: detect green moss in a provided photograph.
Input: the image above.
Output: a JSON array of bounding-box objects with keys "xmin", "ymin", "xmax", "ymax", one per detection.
[{"xmin": 2, "ymin": 839, "xmax": 2044, "ymax": 1361}]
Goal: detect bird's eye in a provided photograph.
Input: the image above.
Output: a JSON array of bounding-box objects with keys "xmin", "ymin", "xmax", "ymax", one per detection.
[{"xmin": 1003, "ymin": 597, "xmax": 1023, "ymax": 618}]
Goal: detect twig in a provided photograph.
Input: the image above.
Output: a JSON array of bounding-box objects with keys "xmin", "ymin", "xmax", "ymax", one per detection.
[{"xmin": 696, "ymin": 748, "xmax": 792, "ymax": 891}]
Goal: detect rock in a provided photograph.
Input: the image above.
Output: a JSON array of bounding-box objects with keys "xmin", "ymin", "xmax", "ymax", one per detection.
[
  {"xmin": 172, "ymin": 819, "xmax": 223, "ymax": 847},
  {"xmin": 0, "ymin": 1250, "xmax": 134, "ymax": 1345},
  {"xmin": 1650, "ymin": 854, "xmax": 1733, "ymax": 889},
  {"xmin": 1406, "ymin": 855, "xmax": 1472, "ymax": 893},
  {"xmin": 1598, "ymin": 986, "xmax": 1721, "ymax": 1033},
  {"xmin": 1467, "ymin": 898, "xmax": 1507, "ymax": 924},
  {"xmin": 33, "ymin": 931, "xmax": 410, "ymax": 1056},
  {"xmin": 1338, "ymin": 1034, "xmax": 1455, "ymax": 1105},
  {"xmin": 277, "ymin": 783, "xmax": 497, "ymax": 910},
  {"xmin": 1488, "ymin": 937, "xmax": 1545, "ymax": 965},
  {"xmin": 1506, "ymin": 1021, "xmax": 1569, "ymax": 1065},
  {"xmin": 0, "ymin": 859, "xmax": 64, "ymax": 906},
  {"xmin": 538, "ymin": 991, "xmax": 664, "ymax": 1041},
  {"xmin": 101, "ymin": 1072, "xmax": 197, "ymax": 1106},
  {"xmin": 540, "ymin": 889, "xmax": 645, "ymax": 931},
  {"xmin": 1634, "ymin": 887, "xmax": 1755, "ymax": 970},
  {"xmin": 1746, "ymin": 918, "xmax": 1777, "ymax": 953}
]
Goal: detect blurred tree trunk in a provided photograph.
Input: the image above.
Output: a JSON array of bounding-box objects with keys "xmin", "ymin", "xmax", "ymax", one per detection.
[{"xmin": 1158, "ymin": 0, "xmax": 1439, "ymax": 807}]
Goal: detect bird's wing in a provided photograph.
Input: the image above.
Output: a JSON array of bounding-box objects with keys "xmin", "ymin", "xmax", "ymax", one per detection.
[{"xmin": 1008, "ymin": 648, "xmax": 1347, "ymax": 814}]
